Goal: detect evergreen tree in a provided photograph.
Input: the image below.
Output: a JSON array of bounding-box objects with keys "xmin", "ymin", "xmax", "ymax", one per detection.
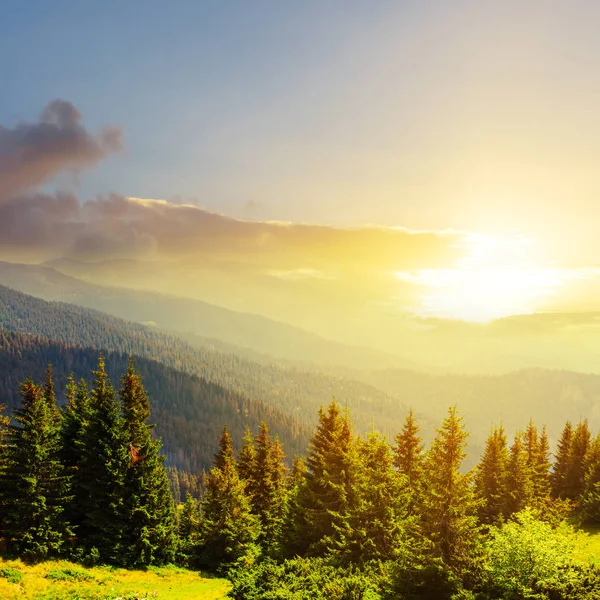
[
  {"xmin": 420, "ymin": 406, "xmax": 482, "ymax": 580},
  {"xmin": 179, "ymin": 492, "xmax": 202, "ymax": 558},
  {"xmin": 523, "ymin": 420, "xmax": 539, "ymax": 474},
  {"xmin": 551, "ymin": 421, "xmax": 573, "ymax": 498},
  {"xmin": 288, "ymin": 455, "xmax": 307, "ymax": 487},
  {"xmin": 533, "ymin": 426, "xmax": 552, "ymax": 503},
  {"xmin": 199, "ymin": 427, "xmax": 260, "ymax": 571},
  {"xmin": 474, "ymin": 426, "xmax": 508, "ymax": 524},
  {"xmin": 237, "ymin": 425, "xmax": 256, "ymax": 493},
  {"xmin": 563, "ymin": 420, "xmax": 591, "ymax": 501},
  {"xmin": 344, "ymin": 432, "xmax": 413, "ymax": 563},
  {"xmin": 79, "ymin": 355, "xmax": 129, "ymax": 563},
  {"xmin": 168, "ymin": 466, "xmax": 182, "ymax": 504},
  {"xmin": 42, "ymin": 364, "xmax": 61, "ymax": 426},
  {"xmin": 504, "ymin": 433, "xmax": 533, "ymax": 516},
  {"xmin": 580, "ymin": 435, "xmax": 600, "ymax": 524},
  {"xmin": 288, "ymin": 402, "xmax": 360, "ymax": 557},
  {"xmin": 119, "ymin": 358, "xmax": 177, "ymax": 566},
  {"xmin": 61, "ymin": 376, "xmax": 91, "ymax": 534},
  {"xmin": 0, "ymin": 403, "xmax": 8, "ymax": 537},
  {"xmin": 248, "ymin": 422, "xmax": 287, "ymax": 548},
  {"xmin": 1, "ymin": 379, "xmax": 72, "ymax": 559},
  {"xmin": 393, "ymin": 408, "xmax": 424, "ymax": 500}
]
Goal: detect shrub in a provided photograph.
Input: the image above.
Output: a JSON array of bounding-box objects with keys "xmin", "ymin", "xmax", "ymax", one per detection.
[
  {"xmin": 46, "ymin": 566, "xmax": 95, "ymax": 582},
  {"xmin": 228, "ymin": 557, "xmax": 382, "ymax": 600},
  {"xmin": 482, "ymin": 509, "xmax": 600, "ymax": 599},
  {"xmin": 0, "ymin": 566, "xmax": 23, "ymax": 584}
]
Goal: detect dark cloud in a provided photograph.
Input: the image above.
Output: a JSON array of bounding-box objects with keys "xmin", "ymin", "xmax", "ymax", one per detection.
[{"xmin": 0, "ymin": 99, "xmax": 122, "ymax": 201}]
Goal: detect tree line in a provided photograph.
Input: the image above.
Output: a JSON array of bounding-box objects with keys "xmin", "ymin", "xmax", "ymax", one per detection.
[
  {"xmin": 180, "ymin": 405, "xmax": 600, "ymax": 598},
  {"xmin": 0, "ymin": 358, "xmax": 175, "ymax": 565},
  {"xmin": 1, "ymin": 358, "xmax": 600, "ymax": 598}
]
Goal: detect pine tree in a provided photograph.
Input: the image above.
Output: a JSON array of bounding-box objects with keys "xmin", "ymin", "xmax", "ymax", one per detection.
[
  {"xmin": 237, "ymin": 425, "xmax": 256, "ymax": 493},
  {"xmin": 168, "ymin": 466, "xmax": 182, "ymax": 504},
  {"xmin": 247, "ymin": 422, "xmax": 287, "ymax": 548},
  {"xmin": 119, "ymin": 358, "xmax": 177, "ymax": 566},
  {"xmin": 504, "ymin": 433, "xmax": 533, "ymax": 516},
  {"xmin": 79, "ymin": 355, "xmax": 129, "ymax": 563},
  {"xmin": 288, "ymin": 402, "xmax": 360, "ymax": 557},
  {"xmin": 0, "ymin": 403, "xmax": 8, "ymax": 537},
  {"xmin": 551, "ymin": 421, "xmax": 573, "ymax": 498},
  {"xmin": 393, "ymin": 408, "xmax": 424, "ymax": 500},
  {"xmin": 61, "ymin": 376, "xmax": 91, "ymax": 535},
  {"xmin": 533, "ymin": 426, "xmax": 552, "ymax": 503},
  {"xmin": 199, "ymin": 427, "xmax": 260, "ymax": 571},
  {"xmin": 344, "ymin": 432, "xmax": 413, "ymax": 563},
  {"xmin": 523, "ymin": 420, "xmax": 538, "ymax": 473},
  {"xmin": 42, "ymin": 364, "xmax": 61, "ymax": 426},
  {"xmin": 474, "ymin": 426, "xmax": 508, "ymax": 524},
  {"xmin": 268, "ymin": 434, "xmax": 288, "ymax": 548},
  {"xmin": 179, "ymin": 492, "xmax": 202, "ymax": 558},
  {"xmin": 420, "ymin": 406, "xmax": 482, "ymax": 579},
  {"xmin": 580, "ymin": 435, "xmax": 600, "ymax": 524},
  {"xmin": 1, "ymin": 379, "xmax": 72, "ymax": 559},
  {"xmin": 288, "ymin": 455, "xmax": 307, "ymax": 487},
  {"xmin": 563, "ymin": 420, "xmax": 591, "ymax": 501}
]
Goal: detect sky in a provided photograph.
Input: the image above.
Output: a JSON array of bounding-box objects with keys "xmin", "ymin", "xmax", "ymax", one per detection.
[{"xmin": 2, "ymin": 1, "xmax": 600, "ymax": 331}]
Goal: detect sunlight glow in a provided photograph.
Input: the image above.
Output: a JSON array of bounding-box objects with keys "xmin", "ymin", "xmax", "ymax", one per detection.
[{"xmin": 396, "ymin": 234, "xmax": 583, "ymax": 322}]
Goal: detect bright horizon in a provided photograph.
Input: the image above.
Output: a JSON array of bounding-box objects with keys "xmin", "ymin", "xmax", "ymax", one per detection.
[{"xmin": 3, "ymin": 1, "xmax": 600, "ymax": 370}]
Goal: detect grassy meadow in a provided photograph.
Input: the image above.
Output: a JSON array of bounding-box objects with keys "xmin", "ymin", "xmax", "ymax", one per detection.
[{"xmin": 0, "ymin": 558, "xmax": 231, "ymax": 600}]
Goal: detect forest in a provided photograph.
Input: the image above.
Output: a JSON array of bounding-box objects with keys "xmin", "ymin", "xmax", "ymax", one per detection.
[{"xmin": 1, "ymin": 358, "xmax": 600, "ymax": 599}]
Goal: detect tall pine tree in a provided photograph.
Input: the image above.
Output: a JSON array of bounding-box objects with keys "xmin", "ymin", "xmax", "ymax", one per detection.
[
  {"xmin": 246, "ymin": 422, "xmax": 287, "ymax": 549},
  {"xmin": 119, "ymin": 358, "xmax": 177, "ymax": 566},
  {"xmin": 551, "ymin": 421, "xmax": 573, "ymax": 499},
  {"xmin": 61, "ymin": 376, "xmax": 91, "ymax": 536},
  {"xmin": 289, "ymin": 402, "xmax": 360, "ymax": 557},
  {"xmin": 420, "ymin": 406, "xmax": 482, "ymax": 580},
  {"xmin": 393, "ymin": 408, "xmax": 424, "ymax": 502},
  {"xmin": 1, "ymin": 378, "xmax": 72, "ymax": 559},
  {"xmin": 562, "ymin": 420, "xmax": 591, "ymax": 501},
  {"xmin": 474, "ymin": 426, "xmax": 508, "ymax": 524},
  {"xmin": 237, "ymin": 425, "xmax": 256, "ymax": 492},
  {"xmin": 344, "ymin": 432, "xmax": 413, "ymax": 564},
  {"xmin": 504, "ymin": 433, "xmax": 533, "ymax": 516},
  {"xmin": 580, "ymin": 435, "xmax": 600, "ymax": 524},
  {"xmin": 79, "ymin": 355, "xmax": 129, "ymax": 563},
  {"xmin": 199, "ymin": 427, "xmax": 259, "ymax": 571}
]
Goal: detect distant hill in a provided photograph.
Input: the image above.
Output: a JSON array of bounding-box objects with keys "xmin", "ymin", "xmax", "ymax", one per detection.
[
  {"xmin": 0, "ymin": 283, "xmax": 424, "ymax": 445},
  {"xmin": 0, "ymin": 261, "xmax": 405, "ymax": 370},
  {"xmin": 0, "ymin": 329, "xmax": 308, "ymax": 472},
  {"xmin": 352, "ymin": 367, "xmax": 600, "ymax": 448},
  {"xmin": 4, "ymin": 281, "xmax": 597, "ymax": 463}
]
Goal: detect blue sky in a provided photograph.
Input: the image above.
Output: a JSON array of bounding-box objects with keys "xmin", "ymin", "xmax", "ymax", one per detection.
[{"xmin": 3, "ymin": 1, "xmax": 600, "ymax": 249}]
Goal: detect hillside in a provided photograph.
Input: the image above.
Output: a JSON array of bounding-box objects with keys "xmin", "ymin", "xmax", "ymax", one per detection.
[
  {"xmin": 0, "ymin": 261, "xmax": 403, "ymax": 369},
  {"xmin": 0, "ymin": 284, "xmax": 423, "ymax": 444},
  {"xmin": 5, "ymin": 282, "xmax": 600, "ymax": 456},
  {"xmin": 0, "ymin": 328, "xmax": 308, "ymax": 472},
  {"xmin": 353, "ymin": 367, "xmax": 600, "ymax": 447}
]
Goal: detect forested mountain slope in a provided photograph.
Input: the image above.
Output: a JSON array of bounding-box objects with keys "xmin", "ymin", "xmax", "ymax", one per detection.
[
  {"xmin": 352, "ymin": 367, "xmax": 600, "ymax": 447},
  {"xmin": 0, "ymin": 284, "xmax": 422, "ymax": 443},
  {"xmin": 0, "ymin": 261, "xmax": 403, "ymax": 369},
  {"xmin": 0, "ymin": 328, "xmax": 308, "ymax": 471}
]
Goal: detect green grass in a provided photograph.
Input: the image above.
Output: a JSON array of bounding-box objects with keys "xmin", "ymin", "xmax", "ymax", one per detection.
[
  {"xmin": 573, "ymin": 525, "xmax": 600, "ymax": 565},
  {"xmin": 0, "ymin": 557, "xmax": 231, "ymax": 600}
]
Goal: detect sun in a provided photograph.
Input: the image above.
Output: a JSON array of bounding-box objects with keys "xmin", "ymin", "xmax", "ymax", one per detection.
[{"xmin": 396, "ymin": 234, "xmax": 574, "ymax": 322}]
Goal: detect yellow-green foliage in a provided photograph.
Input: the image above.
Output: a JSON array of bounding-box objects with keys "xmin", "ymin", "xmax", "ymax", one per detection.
[
  {"xmin": 0, "ymin": 557, "xmax": 231, "ymax": 600},
  {"xmin": 574, "ymin": 526, "xmax": 600, "ymax": 566}
]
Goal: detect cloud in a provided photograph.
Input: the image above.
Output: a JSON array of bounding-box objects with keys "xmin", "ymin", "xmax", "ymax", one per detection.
[
  {"xmin": 0, "ymin": 99, "xmax": 122, "ymax": 201},
  {"xmin": 0, "ymin": 100, "xmax": 468, "ymax": 282}
]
